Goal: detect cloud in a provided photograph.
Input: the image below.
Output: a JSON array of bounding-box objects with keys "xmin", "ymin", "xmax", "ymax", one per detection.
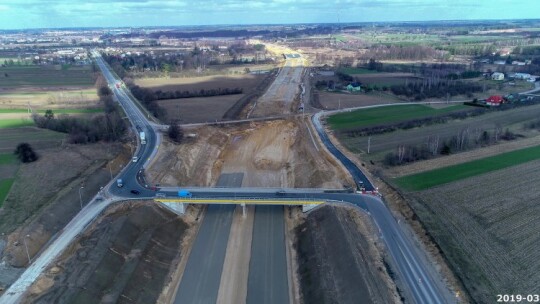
[{"xmin": 0, "ymin": 0, "xmax": 538, "ymax": 29}]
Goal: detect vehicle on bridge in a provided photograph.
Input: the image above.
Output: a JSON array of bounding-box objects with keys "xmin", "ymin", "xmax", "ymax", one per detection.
[{"xmin": 178, "ymin": 190, "xmax": 192, "ymax": 198}]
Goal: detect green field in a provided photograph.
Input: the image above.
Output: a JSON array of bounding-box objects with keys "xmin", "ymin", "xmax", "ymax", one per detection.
[
  {"xmin": 394, "ymin": 145, "xmax": 540, "ymax": 191},
  {"xmin": 338, "ymin": 67, "xmax": 377, "ymax": 75},
  {"xmin": 0, "ymin": 127, "xmax": 66, "ymax": 153},
  {"xmin": 0, "ymin": 119, "xmax": 34, "ymax": 129},
  {"xmin": 0, "ymin": 65, "xmax": 95, "ymax": 87},
  {"xmin": 327, "ymin": 104, "xmax": 468, "ymax": 130},
  {"xmin": 0, "ymin": 178, "xmax": 15, "ymax": 207},
  {"xmin": 0, "ymin": 153, "xmax": 16, "ymax": 165},
  {"xmin": 0, "ymin": 108, "xmax": 103, "ymax": 114}
]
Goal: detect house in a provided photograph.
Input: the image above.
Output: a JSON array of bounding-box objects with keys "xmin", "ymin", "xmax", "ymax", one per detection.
[
  {"xmin": 346, "ymin": 82, "xmax": 362, "ymax": 92},
  {"xmin": 491, "ymin": 72, "xmax": 505, "ymax": 81},
  {"xmin": 514, "ymin": 73, "xmax": 531, "ymax": 80},
  {"xmin": 486, "ymin": 95, "xmax": 504, "ymax": 106}
]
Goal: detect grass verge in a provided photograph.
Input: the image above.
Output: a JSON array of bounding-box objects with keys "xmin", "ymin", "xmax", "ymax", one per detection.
[
  {"xmin": 394, "ymin": 145, "xmax": 540, "ymax": 191},
  {"xmin": 0, "ymin": 108, "xmax": 103, "ymax": 114},
  {"xmin": 0, "ymin": 153, "xmax": 16, "ymax": 165},
  {"xmin": 0, "ymin": 119, "xmax": 34, "ymax": 129},
  {"xmin": 0, "ymin": 178, "xmax": 15, "ymax": 207},
  {"xmin": 327, "ymin": 104, "xmax": 467, "ymax": 130}
]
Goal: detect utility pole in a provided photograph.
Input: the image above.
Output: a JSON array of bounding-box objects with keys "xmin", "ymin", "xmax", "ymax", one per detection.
[
  {"xmin": 367, "ymin": 136, "xmax": 371, "ymax": 154},
  {"xmin": 23, "ymin": 234, "xmax": 31, "ymax": 265},
  {"xmin": 338, "ymin": 98, "xmax": 341, "ymax": 110},
  {"xmin": 79, "ymin": 186, "xmax": 84, "ymax": 209}
]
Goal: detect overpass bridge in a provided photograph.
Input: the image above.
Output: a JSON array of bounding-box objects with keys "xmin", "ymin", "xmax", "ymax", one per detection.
[{"xmin": 155, "ymin": 197, "xmax": 326, "ymax": 214}]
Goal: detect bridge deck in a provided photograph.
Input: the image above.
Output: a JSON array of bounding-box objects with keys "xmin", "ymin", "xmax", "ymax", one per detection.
[{"xmin": 155, "ymin": 198, "xmax": 325, "ymax": 205}]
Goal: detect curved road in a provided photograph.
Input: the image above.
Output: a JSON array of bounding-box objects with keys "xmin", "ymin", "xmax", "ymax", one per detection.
[{"xmin": 1, "ymin": 51, "xmax": 460, "ymax": 303}]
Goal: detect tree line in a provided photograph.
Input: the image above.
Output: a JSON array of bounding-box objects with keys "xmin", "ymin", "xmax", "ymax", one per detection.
[
  {"xmin": 153, "ymin": 87, "xmax": 243, "ymax": 100},
  {"xmin": 383, "ymin": 127, "xmax": 518, "ymax": 166},
  {"xmin": 33, "ymin": 79, "xmax": 127, "ymax": 144},
  {"xmin": 389, "ymin": 79, "xmax": 483, "ymax": 100}
]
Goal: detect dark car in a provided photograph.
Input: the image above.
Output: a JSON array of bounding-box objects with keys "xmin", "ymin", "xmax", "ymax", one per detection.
[{"xmin": 130, "ymin": 189, "xmax": 140, "ymax": 195}]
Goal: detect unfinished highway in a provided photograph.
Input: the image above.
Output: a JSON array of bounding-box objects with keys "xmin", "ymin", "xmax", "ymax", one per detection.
[{"xmin": 1, "ymin": 50, "xmax": 454, "ymax": 304}]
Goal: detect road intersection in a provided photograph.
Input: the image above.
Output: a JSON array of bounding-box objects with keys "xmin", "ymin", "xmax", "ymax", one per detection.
[{"xmin": 1, "ymin": 50, "xmax": 457, "ymax": 304}]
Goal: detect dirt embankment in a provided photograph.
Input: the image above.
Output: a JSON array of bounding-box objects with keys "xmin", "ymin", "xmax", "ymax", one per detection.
[
  {"xmin": 148, "ymin": 119, "xmax": 353, "ymax": 189},
  {"xmin": 218, "ymin": 119, "xmax": 302, "ymax": 187},
  {"xmin": 147, "ymin": 127, "xmax": 230, "ymax": 186},
  {"xmin": 23, "ymin": 201, "xmax": 195, "ymax": 304},
  {"xmin": 292, "ymin": 204, "xmax": 400, "ymax": 304},
  {"xmin": 1, "ymin": 143, "xmax": 129, "ymax": 264},
  {"xmin": 326, "ymin": 128, "xmax": 469, "ymax": 302}
]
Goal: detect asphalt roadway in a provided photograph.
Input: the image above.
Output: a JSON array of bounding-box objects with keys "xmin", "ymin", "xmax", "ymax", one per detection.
[
  {"xmin": 175, "ymin": 204, "xmax": 236, "ymax": 304},
  {"xmin": 247, "ymin": 206, "xmax": 289, "ymax": 304},
  {"xmin": 173, "ymin": 174, "xmax": 240, "ymax": 304}
]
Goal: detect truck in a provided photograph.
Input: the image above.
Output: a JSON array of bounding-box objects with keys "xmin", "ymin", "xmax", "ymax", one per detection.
[
  {"xmin": 117, "ymin": 179, "xmax": 123, "ymax": 188},
  {"xmin": 178, "ymin": 190, "xmax": 192, "ymax": 198},
  {"xmin": 139, "ymin": 131, "xmax": 146, "ymax": 144}
]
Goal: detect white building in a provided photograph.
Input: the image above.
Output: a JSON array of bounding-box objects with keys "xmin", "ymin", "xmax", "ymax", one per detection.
[
  {"xmin": 514, "ymin": 73, "xmax": 531, "ymax": 80},
  {"xmin": 491, "ymin": 72, "xmax": 505, "ymax": 81}
]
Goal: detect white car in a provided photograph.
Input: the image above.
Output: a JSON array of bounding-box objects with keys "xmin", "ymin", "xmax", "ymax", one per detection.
[{"xmin": 132, "ymin": 156, "xmax": 138, "ymax": 162}]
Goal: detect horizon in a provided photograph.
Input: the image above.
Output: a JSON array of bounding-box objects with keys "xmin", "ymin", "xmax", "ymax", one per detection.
[
  {"xmin": 2, "ymin": 18, "xmax": 540, "ymax": 32},
  {"xmin": 0, "ymin": 0, "xmax": 539, "ymax": 30}
]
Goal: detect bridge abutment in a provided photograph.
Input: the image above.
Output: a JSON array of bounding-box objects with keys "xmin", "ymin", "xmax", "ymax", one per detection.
[
  {"xmin": 160, "ymin": 202, "xmax": 186, "ymax": 215},
  {"xmin": 302, "ymin": 204, "xmax": 319, "ymax": 212}
]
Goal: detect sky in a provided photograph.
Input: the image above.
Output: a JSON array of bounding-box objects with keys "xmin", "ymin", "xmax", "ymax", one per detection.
[{"xmin": 0, "ymin": 0, "xmax": 538, "ymax": 29}]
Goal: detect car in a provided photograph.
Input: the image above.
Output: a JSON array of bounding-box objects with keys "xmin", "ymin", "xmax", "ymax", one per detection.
[
  {"xmin": 156, "ymin": 192, "xmax": 166, "ymax": 198},
  {"xmin": 130, "ymin": 189, "xmax": 140, "ymax": 195},
  {"xmin": 132, "ymin": 156, "xmax": 138, "ymax": 162},
  {"xmin": 276, "ymin": 190, "xmax": 286, "ymax": 196}
]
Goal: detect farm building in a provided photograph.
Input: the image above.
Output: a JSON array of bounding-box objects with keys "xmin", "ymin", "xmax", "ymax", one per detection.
[
  {"xmin": 486, "ymin": 95, "xmax": 504, "ymax": 106},
  {"xmin": 491, "ymin": 72, "xmax": 505, "ymax": 81}
]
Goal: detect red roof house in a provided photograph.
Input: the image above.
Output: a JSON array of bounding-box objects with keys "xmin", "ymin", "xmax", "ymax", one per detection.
[{"xmin": 486, "ymin": 95, "xmax": 504, "ymax": 106}]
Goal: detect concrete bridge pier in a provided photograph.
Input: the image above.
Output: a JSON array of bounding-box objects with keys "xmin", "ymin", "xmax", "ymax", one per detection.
[
  {"xmin": 302, "ymin": 203, "xmax": 320, "ymax": 213},
  {"xmin": 160, "ymin": 202, "xmax": 186, "ymax": 215}
]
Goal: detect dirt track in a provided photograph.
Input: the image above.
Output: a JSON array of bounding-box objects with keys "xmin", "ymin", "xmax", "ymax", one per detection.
[{"xmin": 250, "ymin": 58, "xmax": 304, "ymax": 118}]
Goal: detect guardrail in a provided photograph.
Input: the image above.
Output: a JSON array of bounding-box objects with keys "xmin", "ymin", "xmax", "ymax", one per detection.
[{"xmin": 155, "ymin": 197, "xmax": 325, "ymax": 205}]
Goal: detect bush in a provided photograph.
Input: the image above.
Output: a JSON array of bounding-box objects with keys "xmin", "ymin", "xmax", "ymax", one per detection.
[
  {"xmin": 168, "ymin": 123, "xmax": 184, "ymax": 143},
  {"xmin": 14, "ymin": 143, "xmax": 38, "ymax": 163}
]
